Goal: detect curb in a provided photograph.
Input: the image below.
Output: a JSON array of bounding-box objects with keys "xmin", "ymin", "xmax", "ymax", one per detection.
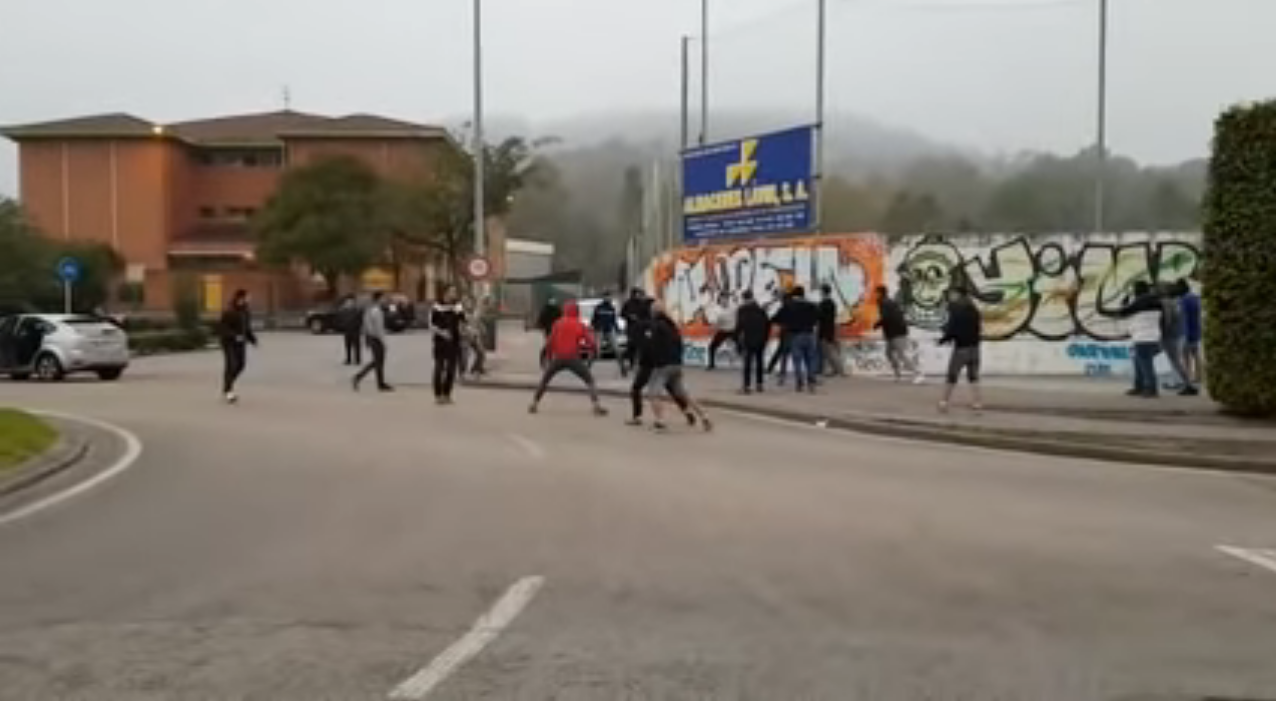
[
  {"xmin": 468, "ymin": 378, "xmax": 1276, "ymax": 476},
  {"xmin": 0, "ymin": 423, "xmax": 90, "ymax": 499}
]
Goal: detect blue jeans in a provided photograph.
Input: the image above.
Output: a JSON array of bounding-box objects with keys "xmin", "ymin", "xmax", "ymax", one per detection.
[
  {"xmin": 790, "ymin": 332, "xmax": 819, "ymax": 387},
  {"xmin": 1132, "ymin": 342, "xmax": 1162, "ymax": 396}
]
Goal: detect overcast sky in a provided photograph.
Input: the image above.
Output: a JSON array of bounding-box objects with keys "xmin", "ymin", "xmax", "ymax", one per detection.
[{"xmin": 2, "ymin": 0, "xmax": 1274, "ymax": 196}]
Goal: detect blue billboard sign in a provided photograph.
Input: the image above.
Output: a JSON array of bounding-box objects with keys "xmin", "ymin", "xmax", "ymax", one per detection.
[{"xmin": 682, "ymin": 125, "xmax": 814, "ymax": 243}]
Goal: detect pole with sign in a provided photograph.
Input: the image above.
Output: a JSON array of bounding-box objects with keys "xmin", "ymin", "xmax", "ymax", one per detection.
[{"xmin": 57, "ymin": 257, "xmax": 81, "ymax": 314}]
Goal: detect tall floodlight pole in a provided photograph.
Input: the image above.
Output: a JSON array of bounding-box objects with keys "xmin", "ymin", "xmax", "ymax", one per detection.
[
  {"xmin": 473, "ymin": 0, "xmax": 487, "ymax": 289},
  {"xmin": 1094, "ymin": 0, "xmax": 1108, "ymax": 235},
  {"xmin": 813, "ymin": 0, "xmax": 827, "ymax": 235},
  {"xmin": 700, "ymin": 0, "xmax": 709, "ymax": 144},
  {"xmin": 680, "ymin": 36, "xmax": 691, "ymax": 151}
]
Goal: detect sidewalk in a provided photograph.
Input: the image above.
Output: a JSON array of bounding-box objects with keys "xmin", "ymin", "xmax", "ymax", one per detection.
[{"xmin": 482, "ymin": 329, "xmax": 1276, "ymax": 472}]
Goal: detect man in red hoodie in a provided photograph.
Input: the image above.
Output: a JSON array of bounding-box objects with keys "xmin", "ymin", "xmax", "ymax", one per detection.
[{"xmin": 529, "ymin": 300, "xmax": 609, "ymax": 416}]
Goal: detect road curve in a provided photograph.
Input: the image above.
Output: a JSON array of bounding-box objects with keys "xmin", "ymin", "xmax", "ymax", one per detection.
[{"xmin": 1, "ymin": 333, "xmax": 1275, "ymax": 700}]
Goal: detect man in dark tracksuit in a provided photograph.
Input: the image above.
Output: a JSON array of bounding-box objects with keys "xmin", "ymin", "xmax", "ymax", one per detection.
[
  {"xmin": 218, "ymin": 289, "xmax": 257, "ymax": 404},
  {"xmin": 767, "ymin": 290, "xmax": 794, "ymax": 381},
  {"xmin": 619, "ymin": 288, "xmax": 646, "ymax": 373},
  {"xmin": 646, "ymin": 302, "xmax": 713, "ymax": 432},
  {"xmin": 338, "ymin": 295, "xmax": 362, "ymax": 366},
  {"xmin": 432, "ymin": 286, "xmax": 465, "ymax": 405},
  {"xmin": 938, "ymin": 287, "xmax": 984, "ymax": 412},
  {"xmin": 736, "ymin": 290, "xmax": 770, "ymax": 393},
  {"xmin": 627, "ymin": 298, "xmax": 693, "ymax": 427}
]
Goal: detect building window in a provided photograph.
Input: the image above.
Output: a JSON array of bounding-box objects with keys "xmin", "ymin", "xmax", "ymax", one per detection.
[
  {"xmin": 224, "ymin": 206, "xmax": 258, "ymax": 221},
  {"xmin": 194, "ymin": 149, "xmax": 283, "ymax": 168}
]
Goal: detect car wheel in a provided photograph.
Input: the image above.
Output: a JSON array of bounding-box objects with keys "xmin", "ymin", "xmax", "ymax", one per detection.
[
  {"xmin": 97, "ymin": 368, "xmax": 124, "ymax": 381},
  {"xmin": 35, "ymin": 353, "xmax": 65, "ymax": 381},
  {"xmin": 308, "ymin": 318, "xmax": 325, "ymax": 335}
]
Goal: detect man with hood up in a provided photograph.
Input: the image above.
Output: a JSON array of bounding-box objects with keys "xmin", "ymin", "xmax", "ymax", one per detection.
[{"xmin": 529, "ymin": 300, "xmax": 609, "ymax": 416}]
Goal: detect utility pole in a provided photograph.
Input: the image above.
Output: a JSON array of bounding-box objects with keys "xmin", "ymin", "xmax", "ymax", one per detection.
[
  {"xmin": 1094, "ymin": 0, "xmax": 1108, "ymax": 235},
  {"xmin": 813, "ymin": 0, "xmax": 827, "ymax": 235},
  {"xmin": 680, "ymin": 36, "xmax": 691, "ymax": 151},
  {"xmin": 473, "ymin": 0, "xmax": 487, "ymax": 290},
  {"xmin": 700, "ymin": 0, "xmax": 709, "ymax": 145}
]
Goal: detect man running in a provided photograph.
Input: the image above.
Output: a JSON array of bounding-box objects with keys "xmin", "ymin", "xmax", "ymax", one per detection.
[
  {"xmin": 352, "ymin": 290, "xmax": 393, "ymax": 393},
  {"xmin": 938, "ymin": 286, "xmax": 983, "ymax": 412},
  {"xmin": 431, "ymin": 286, "xmax": 465, "ymax": 405},
  {"xmin": 218, "ymin": 289, "xmax": 257, "ymax": 404},
  {"xmin": 619, "ymin": 288, "xmax": 646, "ymax": 374},
  {"xmin": 529, "ymin": 300, "xmax": 608, "ymax": 416},
  {"xmin": 627, "ymin": 298, "xmax": 695, "ymax": 426},
  {"xmin": 647, "ymin": 302, "xmax": 712, "ymax": 432}
]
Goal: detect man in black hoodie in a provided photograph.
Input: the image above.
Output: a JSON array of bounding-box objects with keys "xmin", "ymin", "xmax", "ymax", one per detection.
[
  {"xmin": 619, "ymin": 288, "xmax": 646, "ymax": 373},
  {"xmin": 767, "ymin": 289, "xmax": 794, "ymax": 381},
  {"xmin": 938, "ymin": 287, "xmax": 983, "ymax": 413},
  {"xmin": 735, "ymin": 290, "xmax": 771, "ymax": 393},
  {"xmin": 646, "ymin": 302, "xmax": 713, "ymax": 432},
  {"xmin": 627, "ymin": 298, "xmax": 694, "ymax": 426},
  {"xmin": 218, "ymin": 289, "xmax": 257, "ymax": 404},
  {"xmin": 431, "ymin": 286, "xmax": 466, "ymax": 405},
  {"xmin": 875, "ymin": 285, "xmax": 922, "ymax": 383},
  {"xmin": 784, "ymin": 286, "xmax": 821, "ymax": 393}
]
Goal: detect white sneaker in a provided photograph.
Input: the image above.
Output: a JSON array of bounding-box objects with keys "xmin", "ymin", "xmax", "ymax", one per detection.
[
  {"xmin": 912, "ymin": 373, "xmax": 926, "ymax": 385},
  {"xmin": 225, "ymin": 392, "xmax": 239, "ymax": 404}
]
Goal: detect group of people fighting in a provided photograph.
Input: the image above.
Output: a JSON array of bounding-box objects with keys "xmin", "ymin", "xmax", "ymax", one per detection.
[{"xmin": 530, "ymin": 291, "xmax": 713, "ymax": 431}]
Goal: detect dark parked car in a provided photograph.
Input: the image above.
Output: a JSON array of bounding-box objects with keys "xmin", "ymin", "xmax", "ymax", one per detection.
[{"xmin": 305, "ymin": 299, "xmax": 415, "ymax": 335}]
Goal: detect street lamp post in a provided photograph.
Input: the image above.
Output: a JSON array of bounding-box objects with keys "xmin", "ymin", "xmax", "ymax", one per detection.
[
  {"xmin": 813, "ymin": 0, "xmax": 827, "ymax": 235},
  {"xmin": 473, "ymin": 0, "xmax": 487, "ymax": 290},
  {"xmin": 1094, "ymin": 0, "xmax": 1108, "ymax": 235},
  {"xmin": 700, "ymin": 0, "xmax": 709, "ymax": 145}
]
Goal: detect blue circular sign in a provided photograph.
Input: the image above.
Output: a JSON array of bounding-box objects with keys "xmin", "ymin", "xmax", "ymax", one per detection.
[{"xmin": 56, "ymin": 257, "xmax": 81, "ymax": 284}]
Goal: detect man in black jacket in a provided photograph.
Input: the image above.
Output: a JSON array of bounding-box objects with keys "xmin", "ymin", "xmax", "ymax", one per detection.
[
  {"xmin": 218, "ymin": 289, "xmax": 257, "ymax": 404},
  {"xmin": 431, "ymin": 286, "xmax": 465, "ymax": 405},
  {"xmin": 875, "ymin": 285, "xmax": 922, "ymax": 383},
  {"xmin": 817, "ymin": 284, "xmax": 845, "ymax": 377},
  {"xmin": 619, "ymin": 288, "xmax": 646, "ymax": 373},
  {"xmin": 784, "ymin": 286, "xmax": 821, "ymax": 392},
  {"xmin": 646, "ymin": 302, "xmax": 712, "ymax": 432},
  {"xmin": 591, "ymin": 291, "xmax": 625, "ymax": 376},
  {"xmin": 767, "ymin": 290, "xmax": 794, "ymax": 380},
  {"xmin": 736, "ymin": 290, "xmax": 770, "ymax": 393},
  {"xmin": 938, "ymin": 287, "xmax": 983, "ymax": 413},
  {"xmin": 338, "ymin": 295, "xmax": 362, "ymax": 366},
  {"xmin": 627, "ymin": 299, "xmax": 694, "ymax": 426}
]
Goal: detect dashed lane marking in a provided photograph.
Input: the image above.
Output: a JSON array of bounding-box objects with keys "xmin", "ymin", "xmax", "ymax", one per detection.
[
  {"xmin": 388, "ymin": 575, "xmax": 546, "ymax": 699},
  {"xmin": 1217, "ymin": 545, "xmax": 1276, "ymax": 576}
]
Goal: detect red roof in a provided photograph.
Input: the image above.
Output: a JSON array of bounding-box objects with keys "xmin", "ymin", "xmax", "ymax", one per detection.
[{"xmin": 2, "ymin": 110, "xmax": 446, "ymax": 144}]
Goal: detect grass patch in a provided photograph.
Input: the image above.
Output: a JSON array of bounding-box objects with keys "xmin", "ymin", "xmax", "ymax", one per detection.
[{"xmin": 0, "ymin": 409, "xmax": 57, "ymax": 471}]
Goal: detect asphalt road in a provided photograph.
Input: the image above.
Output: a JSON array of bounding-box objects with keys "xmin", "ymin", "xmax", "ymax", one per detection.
[{"xmin": 2, "ymin": 332, "xmax": 1276, "ymax": 700}]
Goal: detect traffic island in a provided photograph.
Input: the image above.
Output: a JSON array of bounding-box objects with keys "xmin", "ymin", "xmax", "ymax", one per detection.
[{"xmin": 0, "ymin": 410, "xmax": 89, "ymax": 499}]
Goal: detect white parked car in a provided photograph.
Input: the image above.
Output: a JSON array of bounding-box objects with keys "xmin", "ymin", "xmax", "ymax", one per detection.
[{"xmin": 0, "ymin": 314, "xmax": 130, "ymax": 381}]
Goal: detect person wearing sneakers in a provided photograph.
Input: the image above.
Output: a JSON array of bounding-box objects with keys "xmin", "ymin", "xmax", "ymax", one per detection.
[
  {"xmin": 647, "ymin": 302, "xmax": 713, "ymax": 432},
  {"xmin": 431, "ymin": 286, "xmax": 465, "ymax": 405},
  {"xmin": 352, "ymin": 290, "xmax": 393, "ymax": 393},
  {"xmin": 875, "ymin": 285, "xmax": 924, "ymax": 383},
  {"xmin": 218, "ymin": 289, "xmax": 257, "ymax": 404},
  {"xmin": 937, "ymin": 286, "xmax": 983, "ymax": 413},
  {"xmin": 529, "ymin": 300, "xmax": 608, "ymax": 416},
  {"xmin": 627, "ymin": 299, "xmax": 696, "ymax": 427}
]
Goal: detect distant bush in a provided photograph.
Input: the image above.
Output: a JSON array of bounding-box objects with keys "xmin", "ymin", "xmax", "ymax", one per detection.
[
  {"xmin": 1202, "ymin": 100, "xmax": 1276, "ymax": 416},
  {"xmin": 173, "ymin": 275, "xmax": 201, "ymax": 332},
  {"xmin": 128, "ymin": 328, "xmax": 210, "ymax": 356}
]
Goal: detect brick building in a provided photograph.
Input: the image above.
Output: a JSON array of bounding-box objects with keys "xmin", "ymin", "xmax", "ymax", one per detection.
[{"xmin": 1, "ymin": 110, "xmax": 479, "ymax": 313}]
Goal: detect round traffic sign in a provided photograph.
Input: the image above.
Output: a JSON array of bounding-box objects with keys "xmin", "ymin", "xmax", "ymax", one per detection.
[
  {"xmin": 56, "ymin": 257, "xmax": 81, "ymax": 284},
  {"xmin": 465, "ymin": 256, "xmax": 492, "ymax": 281}
]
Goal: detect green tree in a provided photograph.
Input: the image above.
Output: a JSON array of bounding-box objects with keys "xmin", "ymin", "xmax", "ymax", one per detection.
[
  {"xmin": 254, "ymin": 156, "xmax": 390, "ymax": 296},
  {"xmin": 879, "ymin": 191, "xmax": 945, "ymax": 235},
  {"xmin": 1202, "ymin": 100, "xmax": 1276, "ymax": 416},
  {"xmin": 0, "ymin": 199, "xmax": 122, "ymax": 313}
]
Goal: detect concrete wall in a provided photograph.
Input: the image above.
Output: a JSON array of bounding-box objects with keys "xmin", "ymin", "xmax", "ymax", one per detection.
[{"xmin": 643, "ymin": 231, "xmax": 1202, "ymax": 377}]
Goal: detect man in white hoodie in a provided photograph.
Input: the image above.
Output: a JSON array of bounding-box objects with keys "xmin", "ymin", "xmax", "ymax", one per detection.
[
  {"xmin": 706, "ymin": 291, "xmax": 738, "ymax": 371},
  {"xmin": 1116, "ymin": 280, "xmax": 1164, "ymax": 398}
]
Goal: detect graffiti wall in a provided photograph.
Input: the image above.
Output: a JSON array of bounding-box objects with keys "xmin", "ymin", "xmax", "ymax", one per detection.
[{"xmin": 643, "ymin": 231, "xmax": 1202, "ymax": 376}]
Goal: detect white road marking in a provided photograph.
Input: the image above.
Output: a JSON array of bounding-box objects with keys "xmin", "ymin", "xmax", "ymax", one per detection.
[
  {"xmin": 0, "ymin": 411, "xmax": 143, "ymax": 528},
  {"xmin": 1217, "ymin": 545, "xmax": 1276, "ymax": 575},
  {"xmin": 506, "ymin": 433, "xmax": 546, "ymax": 461},
  {"xmin": 388, "ymin": 575, "xmax": 545, "ymax": 700}
]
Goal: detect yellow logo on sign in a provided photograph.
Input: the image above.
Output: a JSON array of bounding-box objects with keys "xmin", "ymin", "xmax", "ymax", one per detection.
[{"xmin": 725, "ymin": 139, "xmax": 759, "ymax": 188}]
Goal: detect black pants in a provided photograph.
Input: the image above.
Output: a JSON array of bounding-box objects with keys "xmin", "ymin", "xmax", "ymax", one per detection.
[
  {"xmin": 707, "ymin": 330, "xmax": 735, "ymax": 369},
  {"xmin": 767, "ymin": 334, "xmax": 791, "ymax": 374},
  {"xmin": 355, "ymin": 337, "xmax": 388, "ymax": 388},
  {"xmin": 533, "ymin": 358, "xmax": 599, "ymax": 403},
  {"xmin": 433, "ymin": 341, "xmax": 459, "ymax": 397},
  {"xmin": 344, "ymin": 333, "xmax": 362, "ymax": 365},
  {"xmin": 221, "ymin": 341, "xmax": 246, "ymax": 394},
  {"xmin": 742, "ymin": 345, "xmax": 765, "ymax": 389},
  {"xmin": 630, "ymin": 364, "xmax": 690, "ymax": 419}
]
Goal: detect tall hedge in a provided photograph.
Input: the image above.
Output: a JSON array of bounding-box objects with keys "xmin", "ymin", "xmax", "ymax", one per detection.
[{"xmin": 1202, "ymin": 101, "xmax": 1276, "ymax": 416}]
